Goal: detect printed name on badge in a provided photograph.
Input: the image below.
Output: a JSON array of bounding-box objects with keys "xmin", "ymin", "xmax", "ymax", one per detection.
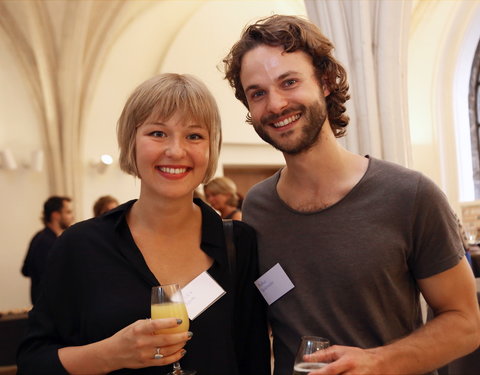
[
  {"xmin": 181, "ymin": 271, "xmax": 225, "ymax": 320},
  {"xmin": 255, "ymin": 263, "xmax": 294, "ymax": 305}
]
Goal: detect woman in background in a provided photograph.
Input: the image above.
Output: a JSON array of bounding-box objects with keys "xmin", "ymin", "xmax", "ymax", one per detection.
[
  {"xmin": 17, "ymin": 73, "xmax": 270, "ymax": 375},
  {"xmin": 93, "ymin": 195, "xmax": 119, "ymax": 217},
  {"xmin": 203, "ymin": 176, "xmax": 242, "ymax": 220}
]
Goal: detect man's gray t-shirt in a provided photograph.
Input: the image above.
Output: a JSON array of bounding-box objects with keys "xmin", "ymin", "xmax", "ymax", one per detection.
[{"xmin": 243, "ymin": 156, "xmax": 464, "ymax": 375}]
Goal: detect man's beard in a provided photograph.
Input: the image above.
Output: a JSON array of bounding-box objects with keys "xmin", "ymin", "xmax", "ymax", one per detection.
[
  {"xmin": 59, "ymin": 219, "xmax": 70, "ymax": 230},
  {"xmin": 251, "ymin": 99, "xmax": 328, "ymax": 155}
]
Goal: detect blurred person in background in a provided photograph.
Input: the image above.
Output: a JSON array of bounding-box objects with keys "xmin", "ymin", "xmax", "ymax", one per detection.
[
  {"xmin": 21, "ymin": 196, "xmax": 74, "ymax": 304},
  {"xmin": 203, "ymin": 176, "xmax": 242, "ymax": 220},
  {"xmin": 93, "ymin": 195, "xmax": 119, "ymax": 217}
]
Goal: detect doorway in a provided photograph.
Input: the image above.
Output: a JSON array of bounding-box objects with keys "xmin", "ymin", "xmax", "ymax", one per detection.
[{"xmin": 224, "ymin": 165, "xmax": 283, "ymax": 199}]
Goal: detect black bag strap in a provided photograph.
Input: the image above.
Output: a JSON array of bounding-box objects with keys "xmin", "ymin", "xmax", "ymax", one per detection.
[{"xmin": 222, "ymin": 219, "xmax": 236, "ymax": 276}]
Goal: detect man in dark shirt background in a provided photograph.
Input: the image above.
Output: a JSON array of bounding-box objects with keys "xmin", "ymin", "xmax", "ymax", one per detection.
[{"xmin": 22, "ymin": 196, "xmax": 74, "ymax": 304}]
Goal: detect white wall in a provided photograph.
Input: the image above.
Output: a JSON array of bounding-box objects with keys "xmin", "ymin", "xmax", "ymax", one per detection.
[{"xmin": 0, "ymin": 31, "xmax": 50, "ymax": 309}]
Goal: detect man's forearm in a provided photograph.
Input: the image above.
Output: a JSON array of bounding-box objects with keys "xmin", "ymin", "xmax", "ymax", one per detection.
[{"xmin": 369, "ymin": 309, "xmax": 479, "ymax": 374}]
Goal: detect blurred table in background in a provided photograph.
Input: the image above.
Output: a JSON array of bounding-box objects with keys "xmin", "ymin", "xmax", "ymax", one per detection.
[{"xmin": 0, "ymin": 309, "xmax": 29, "ymax": 369}]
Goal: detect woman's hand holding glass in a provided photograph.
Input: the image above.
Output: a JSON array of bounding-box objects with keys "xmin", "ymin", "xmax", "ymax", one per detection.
[
  {"xmin": 151, "ymin": 284, "xmax": 196, "ymax": 375},
  {"xmin": 57, "ymin": 312, "xmax": 190, "ymax": 374},
  {"xmin": 99, "ymin": 316, "xmax": 190, "ymax": 371}
]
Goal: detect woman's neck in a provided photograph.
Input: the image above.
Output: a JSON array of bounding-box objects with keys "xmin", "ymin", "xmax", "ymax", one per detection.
[{"xmin": 129, "ymin": 194, "xmax": 198, "ymax": 234}]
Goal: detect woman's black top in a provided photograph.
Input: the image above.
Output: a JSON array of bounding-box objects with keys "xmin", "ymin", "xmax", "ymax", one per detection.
[{"xmin": 17, "ymin": 199, "xmax": 270, "ymax": 375}]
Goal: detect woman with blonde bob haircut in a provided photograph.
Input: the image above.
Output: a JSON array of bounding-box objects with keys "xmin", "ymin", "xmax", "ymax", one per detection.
[
  {"xmin": 118, "ymin": 73, "xmax": 221, "ymax": 183},
  {"xmin": 17, "ymin": 73, "xmax": 270, "ymax": 375}
]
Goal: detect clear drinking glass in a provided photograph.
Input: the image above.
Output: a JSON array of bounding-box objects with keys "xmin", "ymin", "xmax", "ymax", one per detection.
[
  {"xmin": 292, "ymin": 336, "xmax": 330, "ymax": 374},
  {"xmin": 151, "ymin": 284, "xmax": 195, "ymax": 375}
]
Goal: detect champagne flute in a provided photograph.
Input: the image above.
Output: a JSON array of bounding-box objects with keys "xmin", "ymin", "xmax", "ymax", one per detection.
[
  {"xmin": 151, "ymin": 284, "xmax": 195, "ymax": 375},
  {"xmin": 292, "ymin": 336, "xmax": 330, "ymax": 374}
]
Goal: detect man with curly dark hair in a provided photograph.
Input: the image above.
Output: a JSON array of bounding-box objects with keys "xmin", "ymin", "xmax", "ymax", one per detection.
[{"xmin": 223, "ymin": 14, "xmax": 480, "ymax": 375}]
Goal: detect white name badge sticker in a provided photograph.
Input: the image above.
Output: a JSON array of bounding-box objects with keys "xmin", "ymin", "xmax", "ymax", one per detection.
[
  {"xmin": 255, "ymin": 263, "xmax": 294, "ymax": 305},
  {"xmin": 181, "ymin": 271, "xmax": 226, "ymax": 320}
]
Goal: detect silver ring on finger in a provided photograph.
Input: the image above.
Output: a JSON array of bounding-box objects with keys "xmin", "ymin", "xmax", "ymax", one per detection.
[{"xmin": 154, "ymin": 347, "xmax": 163, "ymax": 360}]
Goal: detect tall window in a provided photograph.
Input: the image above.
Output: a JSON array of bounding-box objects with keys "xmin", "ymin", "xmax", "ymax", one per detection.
[{"xmin": 470, "ymin": 38, "xmax": 480, "ymax": 198}]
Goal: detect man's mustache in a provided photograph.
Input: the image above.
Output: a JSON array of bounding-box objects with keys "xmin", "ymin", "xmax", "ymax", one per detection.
[{"xmin": 260, "ymin": 105, "xmax": 306, "ymax": 126}]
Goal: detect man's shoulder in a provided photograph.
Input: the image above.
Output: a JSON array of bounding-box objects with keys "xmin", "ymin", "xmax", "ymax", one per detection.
[
  {"xmin": 366, "ymin": 157, "xmax": 447, "ymax": 206},
  {"xmin": 369, "ymin": 156, "xmax": 420, "ymax": 177},
  {"xmin": 367, "ymin": 156, "xmax": 425, "ymax": 189},
  {"xmin": 29, "ymin": 227, "xmax": 56, "ymax": 247}
]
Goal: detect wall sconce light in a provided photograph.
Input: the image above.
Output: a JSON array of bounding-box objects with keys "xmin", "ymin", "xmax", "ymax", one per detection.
[
  {"xmin": 0, "ymin": 149, "xmax": 44, "ymax": 172},
  {"xmin": 92, "ymin": 154, "xmax": 113, "ymax": 174},
  {"xmin": 0, "ymin": 149, "xmax": 18, "ymax": 170},
  {"xmin": 26, "ymin": 150, "xmax": 44, "ymax": 172}
]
